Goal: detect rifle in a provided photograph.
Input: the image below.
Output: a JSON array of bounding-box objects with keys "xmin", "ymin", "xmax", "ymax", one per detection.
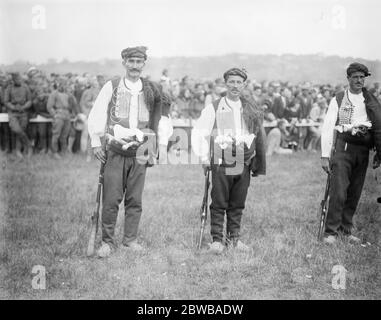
[
  {"xmin": 197, "ymin": 167, "xmax": 211, "ymax": 250},
  {"xmin": 318, "ymin": 172, "xmax": 331, "ymax": 241},
  {"xmin": 86, "ymin": 160, "xmax": 106, "ymax": 257},
  {"xmin": 197, "ymin": 136, "xmax": 213, "ymax": 250},
  {"xmin": 318, "ymin": 130, "xmax": 337, "ymax": 241}
]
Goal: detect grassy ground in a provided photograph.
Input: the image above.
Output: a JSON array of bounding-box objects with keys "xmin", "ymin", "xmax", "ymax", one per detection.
[{"xmin": 0, "ymin": 150, "xmax": 380, "ymax": 300}]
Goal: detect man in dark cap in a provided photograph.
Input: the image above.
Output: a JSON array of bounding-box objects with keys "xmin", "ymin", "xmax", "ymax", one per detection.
[
  {"xmin": 4, "ymin": 72, "xmax": 33, "ymax": 158},
  {"xmin": 88, "ymin": 46, "xmax": 167, "ymax": 258},
  {"xmin": 321, "ymin": 62, "xmax": 381, "ymax": 244},
  {"xmin": 192, "ymin": 67, "xmax": 266, "ymax": 254}
]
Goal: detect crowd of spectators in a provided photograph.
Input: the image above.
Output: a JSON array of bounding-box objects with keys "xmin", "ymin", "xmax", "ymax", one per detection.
[
  {"xmin": 1, "ymin": 67, "xmax": 380, "ymax": 159},
  {"xmin": 0, "ymin": 68, "xmax": 104, "ymax": 160}
]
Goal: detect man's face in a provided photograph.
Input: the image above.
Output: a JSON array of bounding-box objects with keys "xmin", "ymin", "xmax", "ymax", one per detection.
[
  {"xmin": 225, "ymin": 75, "xmax": 245, "ymax": 99},
  {"xmin": 283, "ymin": 88, "xmax": 292, "ymax": 99},
  {"xmin": 12, "ymin": 75, "xmax": 21, "ymax": 86},
  {"xmin": 123, "ymin": 57, "xmax": 145, "ymax": 78},
  {"xmin": 241, "ymin": 89, "xmax": 252, "ymax": 101},
  {"xmin": 97, "ymin": 76, "xmax": 105, "ymax": 88},
  {"xmin": 348, "ymin": 71, "xmax": 366, "ymax": 92},
  {"xmin": 57, "ymin": 82, "xmax": 65, "ymax": 92}
]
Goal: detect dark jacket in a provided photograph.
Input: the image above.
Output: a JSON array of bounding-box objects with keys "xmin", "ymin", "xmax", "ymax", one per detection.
[{"xmin": 363, "ymin": 88, "xmax": 381, "ymax": 157}]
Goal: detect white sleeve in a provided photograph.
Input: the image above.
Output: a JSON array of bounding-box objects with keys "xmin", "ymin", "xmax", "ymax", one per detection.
[
  {"xmin": 321, "ymin": 97, "xmax": 338, "ymax": 158},
  {"xmin": 191, "ymin": 103, "xmax": 215, "ymax": 162},
  {"xmin": 157, "ymin": 115, "xmax": 173, "ymax": 146},
  {"xmin": 87, "ymin": 80, "xmax": 113, "ymax": 148}
]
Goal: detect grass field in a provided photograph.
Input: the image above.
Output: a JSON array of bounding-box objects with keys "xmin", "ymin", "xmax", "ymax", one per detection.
[{"xmin": 1, "ymin": 150, "xmax": 380, "ymax": 300}]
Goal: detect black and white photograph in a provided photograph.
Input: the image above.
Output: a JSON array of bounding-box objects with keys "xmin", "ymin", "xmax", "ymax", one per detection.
[{"xmin": 0, "ymin": 0, "xmax": 380, "ymax": 304}]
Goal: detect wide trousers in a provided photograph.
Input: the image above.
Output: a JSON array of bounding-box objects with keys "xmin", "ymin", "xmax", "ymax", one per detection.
[
  {"xmin": 51, "ymin": 117, "xmax": 71, "ymax": 153},
  {"xmin": 210, "ymin": 164, "xmax": 251, "ymax": 242},
  {"xmin": 8, "ymin": 112, "xmax": 31, "ymax": 151},
  {"xmin": 325, "ymin": 138, "xmax": 369, "ymax": 236},
  {"xmin": 102, "ymin": 151, "xmax": 147, "ymax": 247}
]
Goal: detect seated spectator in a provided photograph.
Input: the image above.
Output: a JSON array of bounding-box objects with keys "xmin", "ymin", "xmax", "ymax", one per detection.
[
  {"xmin": 266, "ymin": 119, "xmax": 293, "ymax": 156},
  {"xmin": 283, "ymin": 99, "xmax": 302, "ymax": 149},
  {"xmin": 305, "ymin": 96, "xmax": 328, "ymax": 151}
]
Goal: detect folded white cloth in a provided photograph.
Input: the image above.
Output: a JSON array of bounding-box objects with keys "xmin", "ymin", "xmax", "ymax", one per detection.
[
  {"xmin": 113, "ymin": 124, "xmax": 144, "ymax": 142},
  {"xmin": 335, "ymin": 120, "xmax": 372, "ymax": 135},
  {"xmin": 214, "ymin": 133, "xmax": 255, "ymax": 149}
]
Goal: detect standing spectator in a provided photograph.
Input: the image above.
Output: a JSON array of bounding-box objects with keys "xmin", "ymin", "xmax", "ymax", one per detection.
[
  {"xmin": 4, "ymin": 72, "xmax": 33, "ymax": 158},
  {"xmin": 204, "ymin": 82, "xmax": 221, "ymax": 106},
  {"xmin": 252, "ymin": 85, "xmax": 263, "ymax": 106},
  {"xmin": 322, "ymin": 87, "xmax": 333, "ymax": 105},
  {"xmin": 297, "ymin": 85, "xmax": 313, "ymax": 119},
  {"xmin": 47, "ymin": 79, "xmax": 77, "ymax": 159},
  {"xmin": 189, "ymin": 83, "xmax": 205, "ymax": 119},
  {"xmin": 272, "ymin": 87, "xmax": 291, "ymax": 119},
  {"xmin": 73, "ymin": 77, "xmax": 86, "ymax": 104},
  {"xmin": 29, "ymin": 88, "xmax": 50, "ymax": 153},
  {"xmin": 79, "ymin": 76, "xmax": 103, "ymax": 160},
  {"xmin": 160, "ymin": 69, "xmax": 171, "ymax": 89}
]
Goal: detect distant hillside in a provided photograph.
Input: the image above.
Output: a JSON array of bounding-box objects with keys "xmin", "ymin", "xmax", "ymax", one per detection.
[{"xmin": 2, "ymin": 53, "xmax": 381, "ymax": 84}]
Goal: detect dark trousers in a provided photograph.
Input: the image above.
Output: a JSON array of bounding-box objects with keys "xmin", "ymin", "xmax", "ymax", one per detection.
[
  {"xmin": 101, "ymin": 151, "xmax": 147, "ymax": 247},
  {"xmin": 210, "ymin": 164, "xmax": 251, "ymax": 242},
  {"xmin": 325, "ymin": 139, "xmax": 369, "ymax": 236},
  {"xmin": 29, "ymin": 122, "xmax": 49, "ymax": 151}
]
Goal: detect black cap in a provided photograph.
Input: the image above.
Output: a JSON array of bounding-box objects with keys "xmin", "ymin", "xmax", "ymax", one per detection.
[{"xmin": 347, "ymin": 62, "xmax": 371, "ymax": 77}]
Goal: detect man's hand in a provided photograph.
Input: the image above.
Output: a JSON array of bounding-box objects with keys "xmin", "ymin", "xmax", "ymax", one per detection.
[
  {"xmin": 373, "ymin": 154, "xmax": 381, "ymax": 169},
  {"xmin": 93, "ymin": 147, "xmax": 106, "ymax": 163},
  {"xmin": 202, "ymin": 163, "xmax": 211, "ymax": 176},
  {"xmin": 321, "ymin": 157, "xmax": 330, "ymax": 174}
]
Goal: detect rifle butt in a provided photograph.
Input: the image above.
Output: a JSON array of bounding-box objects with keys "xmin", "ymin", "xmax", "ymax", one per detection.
[
  {"xmin": 317, "ymin": 202, "xmax": 327, "ymax": 241},
  {"xmin": 197, "ymin": 220, "xmax": 206, "ymax": 250},
  {"xmin": 86, "ymin": 221, "xmax": 97, "ymax": 257}
]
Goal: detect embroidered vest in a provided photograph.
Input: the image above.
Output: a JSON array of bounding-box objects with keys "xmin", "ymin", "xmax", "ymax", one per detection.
[
  {"xmin": 106, "ymin": 77, "xmax": 154, "ymax": 157},
  {"xmin": 335, "ymin": 90, "xmax": 372, "ymax": 147},
  {"xmin": 337, "ymin": 90, "xmax": 355, "ymax": 125},
  {"xmin": 212, "ymin": 97, "xmax": 261, "ymax": 165}
]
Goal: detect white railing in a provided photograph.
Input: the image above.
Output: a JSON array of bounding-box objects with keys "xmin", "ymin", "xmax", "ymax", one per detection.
[{"xmin": 0, "ymin": 113, "xmax": 321, "ymax": 127}]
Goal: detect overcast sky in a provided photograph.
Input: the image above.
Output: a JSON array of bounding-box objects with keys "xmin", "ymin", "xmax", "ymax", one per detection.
[{"xmin": 1, "ymin": 0, "xmax": 380, "ymax": 64}]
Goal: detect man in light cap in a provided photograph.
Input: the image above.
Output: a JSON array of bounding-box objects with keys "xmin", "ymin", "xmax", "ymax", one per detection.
[
  {"xmin": 321, "ymin": 62, "xmax": 381, "ymax": 244},
  {"xmin": 88, "ymin": 46, "xmax": 171, "ymax": 257},
  {"xmin": 192, "ymin": 67, "xmax": 266, "ymax": 254}
]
